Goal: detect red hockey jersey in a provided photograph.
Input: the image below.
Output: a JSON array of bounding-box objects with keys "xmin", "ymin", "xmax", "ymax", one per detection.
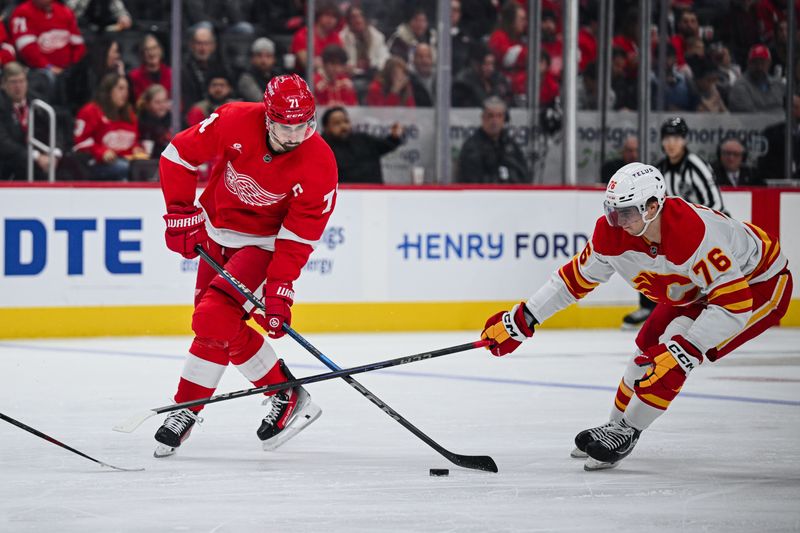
[
  {"xmin": 10, "ymin": 0, "xmax": 85, "ymax": 69},
  {"xmin": 73, "ymin": 102, "xmax": 140, "ymax": 162},
  {"xmin": 159, "ymin": 102, "xmax": 339, "ymax": 286},
  {"xmin": 0, "ymin": 22, "xmax": 16, "ymax": 65}
]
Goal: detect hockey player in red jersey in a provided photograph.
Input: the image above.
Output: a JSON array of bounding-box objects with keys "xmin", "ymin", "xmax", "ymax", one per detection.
[
  {"xmin": 481, "ymin": 162, "xmax": 792, "ymax": 471},
  {"xmin": 155, "ymin": 74, "xmax": 338, "ymax": 457}
]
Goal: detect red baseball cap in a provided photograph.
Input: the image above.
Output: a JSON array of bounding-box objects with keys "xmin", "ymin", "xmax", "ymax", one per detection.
[{"xmin": 748, "ymin": 44, "xmax": 771, "ymax": 61}]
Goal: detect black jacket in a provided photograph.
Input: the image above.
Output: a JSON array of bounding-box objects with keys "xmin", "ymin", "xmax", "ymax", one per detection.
[
  {"xmin": 758, "ymin": 122, "xmax": 800, "ymax": 181},
  {"xmin": 0, "ymin": 94, "xmax": 44, "ymax": 180},
  {"xmin": 456, "ymin": 128, "xmax": 528, "ymax": 183},
  {"xmin": 711, "ymin": 162, "xmax": 765, "ymax": 187},
  {"xmin": 323, "ymin": 132, "xmax": 402, "ymax": 183}
]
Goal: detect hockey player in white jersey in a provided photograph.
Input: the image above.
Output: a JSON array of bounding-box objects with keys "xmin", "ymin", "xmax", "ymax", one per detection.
[{"xmin": 480, "ymin": 162, "xmax": 792, "ymax": 470}]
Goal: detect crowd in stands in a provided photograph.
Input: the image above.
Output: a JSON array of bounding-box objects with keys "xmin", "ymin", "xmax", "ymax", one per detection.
[{"xmin": 0, "ymin": 0, "xmax": 798, "ymax": 183}]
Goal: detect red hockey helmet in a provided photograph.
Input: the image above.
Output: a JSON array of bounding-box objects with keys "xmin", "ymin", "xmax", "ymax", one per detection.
[{"xmin": 263, "ymin": 74, "xmax": 317, "ymax": 150}]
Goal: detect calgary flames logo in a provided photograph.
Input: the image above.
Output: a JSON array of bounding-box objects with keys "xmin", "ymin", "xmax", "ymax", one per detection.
[
  {"xmin": 632, "ymin": 271, "xmax": 699, "ymax": 305},
  {"xmin": 224, "ymin": 162, "xmax": 287, "ymax": 207}
]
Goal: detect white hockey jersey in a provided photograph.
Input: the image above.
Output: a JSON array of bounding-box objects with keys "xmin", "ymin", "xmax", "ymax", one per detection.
[{"xmin": 527, "ymin": 197, "xmax": 787, "ymax": 354}]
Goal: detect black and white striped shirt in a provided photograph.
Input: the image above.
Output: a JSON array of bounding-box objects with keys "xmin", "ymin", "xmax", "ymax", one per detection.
[{"xmin": 656, "ymin": 151, "xmax": 725, "ymax": 211}]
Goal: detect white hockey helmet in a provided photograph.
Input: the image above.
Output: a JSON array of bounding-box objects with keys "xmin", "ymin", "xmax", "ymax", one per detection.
[{"xmin": 604, "ymin": 162, "xmax": 666, "ymax": 236}]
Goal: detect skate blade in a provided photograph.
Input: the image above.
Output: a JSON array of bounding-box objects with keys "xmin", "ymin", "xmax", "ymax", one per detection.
[
  {"xmin": 620, "ymin": 322, "xmax": 644, "ymax": 331},
  {"xmin": 153, "ymin": 444, "xmax": 177, "ymax": 458},
  {"xmin": 583, "ymin": 456, "xmax": 620, "ymax": 471},
  {"xmin": 262, "ymin": 402, "xmax": 322, "ymax": 451},
  {"xmin": 570, "ymin": 447, "xmax": 588, "ymax": 459}
]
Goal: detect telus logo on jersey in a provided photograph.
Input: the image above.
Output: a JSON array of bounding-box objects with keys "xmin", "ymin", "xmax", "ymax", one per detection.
[{"xmin": 224, "ymin": 162, "xmax": 287, "ymax": 207}]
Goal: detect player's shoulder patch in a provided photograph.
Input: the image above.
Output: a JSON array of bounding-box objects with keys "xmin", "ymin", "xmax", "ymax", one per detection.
[
  {"xmin": 660, "ymin": 197, "xmax": 705, "ymax": 264},
  {"xmin": 591, "ymin": 216, "xmax": 651, "ymax": 257}
]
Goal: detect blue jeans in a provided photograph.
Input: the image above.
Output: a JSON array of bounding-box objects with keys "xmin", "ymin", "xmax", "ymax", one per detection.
[{"xmin": 90, "ymin": 158, "xmax": 129, "ymax": 181}]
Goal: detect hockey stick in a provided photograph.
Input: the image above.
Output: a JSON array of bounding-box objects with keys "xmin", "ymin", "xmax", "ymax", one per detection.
[
  {"xmin": 112, "ymin": 339, "xmax": 487, "ymax": 433},
  {"xmin": 196, "ymin": 245, "xmax": 499, "ymax": 473},
  {"xmin": 1, "ymin": 411, "xmax": 143, "ymax": 472}
]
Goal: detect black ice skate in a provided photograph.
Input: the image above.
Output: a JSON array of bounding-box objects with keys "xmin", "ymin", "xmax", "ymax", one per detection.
[
  {"xmin": 257, "ymin": 361, "xmax": 321, "ymax": 451},
  {"xmin": 570, "ymin": 421, "xmax": 616, "ymax": 458},
  {"xmin": 621, "ymin": 307, "xmax": 652, "ymax": 330},
  {"xmin": 583, "ymin": 419, "xmax": 641, "ymax": 471},
  {"xmin": 153, "ymin": 408, "xmax": 202, "ymax": 458}
]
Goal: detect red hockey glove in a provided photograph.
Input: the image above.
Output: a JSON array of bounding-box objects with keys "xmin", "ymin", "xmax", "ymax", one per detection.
[
  {"xmin": 481, "ymin": 302, "xmax": 536, "ymax": 357},
  {"xmin": 634, "ymin": 335, "xmax": 703, "ymax": 403},
  {"xmin": 253, "ymin": 282, "xmax": 294, "ymax": 339},
  {"xmin": 163, "ymin": 207, "xmax": 207, "ymax": 259}
]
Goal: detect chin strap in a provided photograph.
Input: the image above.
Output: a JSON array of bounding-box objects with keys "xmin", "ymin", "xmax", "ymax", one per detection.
[{"xmin": 633, "ymin": 203, "xmax": 663, "ymax": 237}]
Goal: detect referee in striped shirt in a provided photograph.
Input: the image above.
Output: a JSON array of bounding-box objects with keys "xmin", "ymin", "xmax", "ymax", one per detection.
[{"xmin": 622, "ymin": 116, "xmax": 725, "ymax": 328}]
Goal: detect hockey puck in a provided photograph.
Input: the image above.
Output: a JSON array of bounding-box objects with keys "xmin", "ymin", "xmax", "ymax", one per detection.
[{"xmin": 429, "ymin": 468, "xmax": 449, "ymax": 477}]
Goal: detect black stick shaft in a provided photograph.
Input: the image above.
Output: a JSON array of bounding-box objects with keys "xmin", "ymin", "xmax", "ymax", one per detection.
[
  {"xmin": 0, "ymin": 412, "xmax": 142, "ymax": 472},
  {"xmin": 196, "ymin": 246, "xmax": 498, "ymax": 473}
]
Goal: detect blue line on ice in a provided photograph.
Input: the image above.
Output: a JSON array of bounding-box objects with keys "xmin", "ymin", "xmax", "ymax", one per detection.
[{"xmin": 1, "ymin": 341, "xmax": 799, "ymax": 407}]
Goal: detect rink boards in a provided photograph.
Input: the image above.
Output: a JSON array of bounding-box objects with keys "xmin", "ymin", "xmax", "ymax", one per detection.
[{"xmin": 0, "ymin": 185, "xmax": 797, "ymax": 337}]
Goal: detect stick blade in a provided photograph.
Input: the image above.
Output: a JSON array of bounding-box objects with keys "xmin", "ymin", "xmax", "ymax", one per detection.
[
  {"xmin": 112, "ymin": 410, "xmax": 157, "ymax": 434},
  {"xmin": 449, "ymin": 454, "xmax": 499, "ymax": 473},
  {"xmin": 100, "ymin": 462, "xmax": 146, "ymax": 472}
]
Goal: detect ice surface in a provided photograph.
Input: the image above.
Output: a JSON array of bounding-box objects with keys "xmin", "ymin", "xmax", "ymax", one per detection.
[{"xmin": 1, "ymin": 329, "xmax": 799, "ymax": 532}]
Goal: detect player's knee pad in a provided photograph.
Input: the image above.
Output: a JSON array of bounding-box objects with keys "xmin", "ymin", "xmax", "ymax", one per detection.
[{"xmin": 192, "ymin": 287, "xmax": 246, "ymax": 342}]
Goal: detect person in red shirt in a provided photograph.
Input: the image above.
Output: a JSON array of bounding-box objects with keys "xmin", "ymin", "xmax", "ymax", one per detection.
[
  {"xmin": 1, "ymin": 21, "xmax": 17, "ymax": 66},
  {"xmin": 73, "ymin": 72, "xmax": 146, "ymax": 180},
  {"xmin": 153, "ymin": 74, "xmax": 338, "ymax": 457},
  {"xmin": 366, "ymin": 56, "xmax": 416, "ymax": 107},
  {"xmin": 290, "ymin": 0, "xmax": 342, "ymax": 73},
  {"xmin": 9, "ymin": 0, "xmax": 85, "ymax": 71},
  {"xmin": 129, "ymin": 33, "xmax": 171, "ymax": 103},
  {"xmin": 488, "ymin": 1, "xmax": 527, "ymax": 100},
  {"xmin": 313, "ymin": 44, "xmax": 358, "ymax": 106}
]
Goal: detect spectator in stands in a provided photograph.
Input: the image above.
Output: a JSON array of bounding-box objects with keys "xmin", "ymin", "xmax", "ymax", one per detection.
[
  {"xmin": 0, "ymin": 61, "xmax": 60, "ymax": 180},
  {"xmin": 709, "ymin": 43, "xmax": 742, "ymax": 102},
  {"xmin": 63, "ymin": 34, "xmax": 125, "ymax": 113},
  {"xmin": 578, "ymin": 62, "xmax": 606, "ymax": 110},
  {"xmin": 713, "ymin": 136, "xmax": 764, "ymax": 186},
  {"xmin": 237, "ymin": 37, "xmax": 280, "ymax": 103},
  {"xmin": 682, "ymin": 36, "xmax": 707, "ymax": 78},
  {"xmin": 578, "ymin": 3, "xmax": 598, "ymax": 73},
  {"xmin": 539, "ymin": 50, "xmax": 560, "ymax": 107},
  {"xmin": 366, "ymin": 56, "xmax": 415, "ymax": 106},
  {"xmin": 489, "ymin": 1, "xmax": 527, "ymax": 99},
  {"xmin": 387, "ymin": 7, "xmax": 437, "ymax": 65},
  {"xmin": 129, "ymin": 33, "xmax": 171, "ymax": 103},
  {"xmin": 459, "ymin": 0, "xmax": 499, "ymax": 42},
  {"xmin": 314, "ymin": 44, "xmax": 358, "ymax": 106},
  {"xmin": 249, "ymin": 0, "xmax": 304, "ymax": 40},
  {"xmin": 650, "ymin": 44, "xmax": 696, "ymax": 111},
  {"xmin": 1, "ymin": 18, "xmax": 16, "ymax": 65},
  {"xmin": 181, "ymin": 24, "xmax": 229, "ymax": 114},
  {"xmin": 339, "ymin": 5, "xmax": 389, "ymax": 80},
  {"xmin": 186, "ymin": 72, "xmax": 235, "ymax": 126},
  {"xmin": 768, "ymin": 20, "xmax": 790, "ymax": 78},
  {"xmin": 73, "ymin": 72, "xmax": 146, "ymax": 180},
  {"xmin": 456, "ymin": 96, "xmax": 528, "ymax": 184},
  {"xmin": 321, "ymin": 106, "xmax": 404, "ymax": 184},
  {"xmin": 611, "ymin": 47, "xmax": 637, "ymax": 110},
  {"xmin": 758, "ymin": 94, "xmax": 800, "ymax": 181},
  {"xmin": 611, "ymin": 10, "xmax": 639, "ymax": 79},
  {"xmin": 452, "ymin": 43, "xmax": 512, "ymax": 108},
  {"xmin": 290, "ymin": 0, "xmax": 342, "ymax": 74},
  {"xmin": 717, "ymin": 0, "xmax": 761, "ymax": 67},
  {"xmin": 450, "ymin": 0, "xmax": 471, "ymax": 76},
  {"xmin": 600, "ymin": 135, "xmax": 638, "ymax": 183},
  {"xmin": 691, "ymin": 56, "xmax": 728, "ymax": 112},
  {"xmin": 136, "ymin": 83, "xmax": 171, "ymax": 159},
  {"xmin": 10, "ymin": 0, "xmax": 86, "ymax": 101},
  {"xmin": 540, "ymin": 9, "xmax": 563, "ymax": 78},
  {"xmin": 728, "ymin": 44, "xmax": 785, "ymax": 112},
  {"xmin": 670, "ymin": 9, "xmax": 700, "ymax": 67},
  {"xmin": 409, "ymin": 42, "xmax": 434, "ymax": 107},
  {"xmin": 66, "ymin": 0, "xmax": 132, "ymax": 33}
]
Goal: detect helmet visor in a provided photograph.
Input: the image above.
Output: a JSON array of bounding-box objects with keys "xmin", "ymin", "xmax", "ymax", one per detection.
[
  {"xmin": 268, "ymin": 117, "xmax": 317, "ymax": 148},
  {"xmin": 604, "ymin": 204, "xmax": 641, "ymax": 227}
]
